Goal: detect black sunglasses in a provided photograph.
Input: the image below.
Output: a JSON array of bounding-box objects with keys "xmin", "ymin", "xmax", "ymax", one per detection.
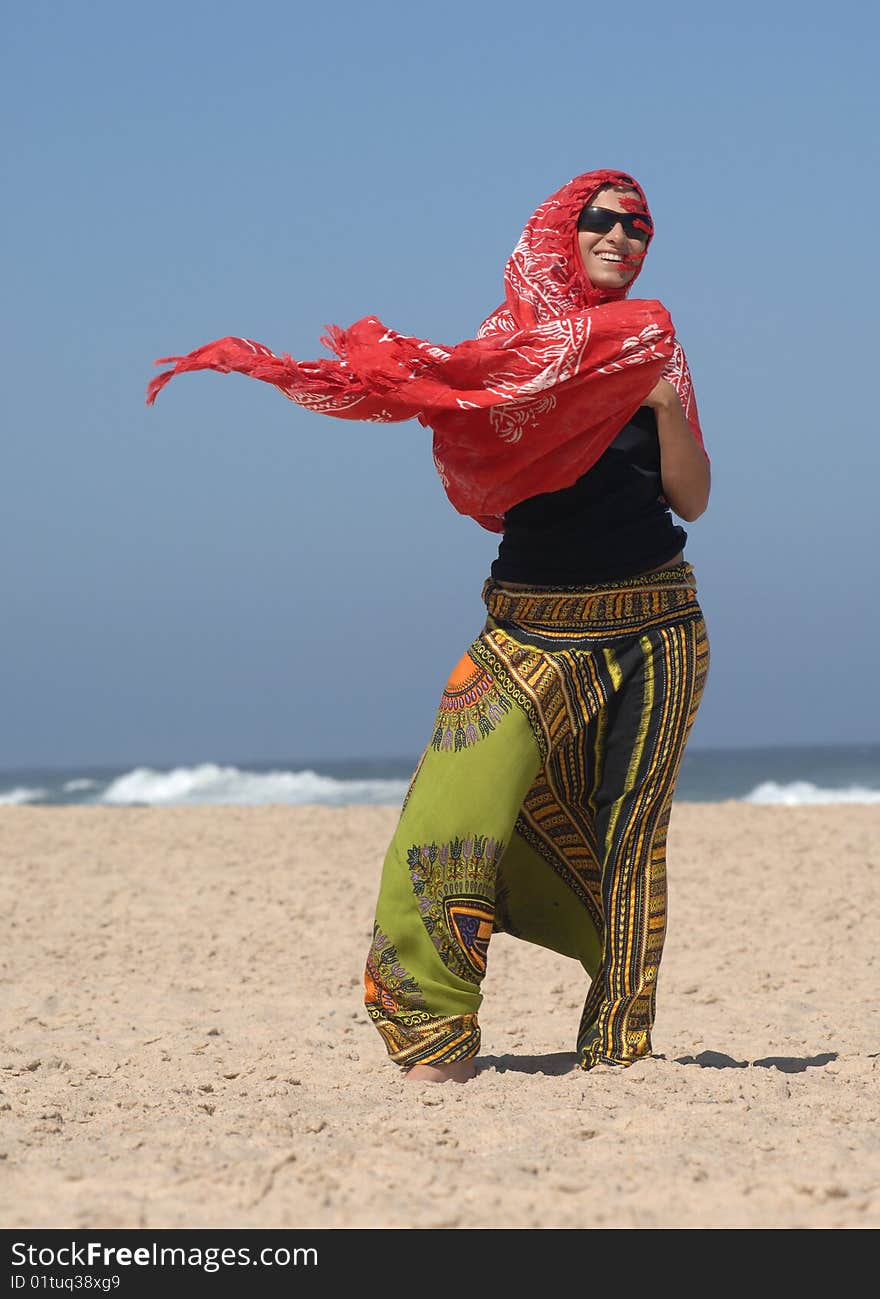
[{"xmin": 577, "ymin": 206, "xmax": 653, "ymax": 242}]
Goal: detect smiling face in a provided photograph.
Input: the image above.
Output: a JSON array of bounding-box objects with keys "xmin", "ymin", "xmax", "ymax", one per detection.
[{"xmin": 577, "ymin": 185, "xmax": 650, "ymax": 290}]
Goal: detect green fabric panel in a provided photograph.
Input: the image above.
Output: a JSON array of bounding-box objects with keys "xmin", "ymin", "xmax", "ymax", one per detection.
[
  {"xmin": 496, "ymin": 830, "xmax": 602, "ymax": 975},
  {"xmin": 374, "ymin": 701, "xmax": 542, "ymax": 1018}
]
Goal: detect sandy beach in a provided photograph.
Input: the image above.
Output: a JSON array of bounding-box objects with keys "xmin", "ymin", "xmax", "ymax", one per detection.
[{"xmin": 1, "ymin": 802, "xmax": 877, "ymax": 1230}]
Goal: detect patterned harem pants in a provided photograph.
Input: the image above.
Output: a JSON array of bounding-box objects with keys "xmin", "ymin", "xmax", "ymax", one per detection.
[{"xmin": 364, "ymin": 560, "xmax": 710, "ymax": 1071}]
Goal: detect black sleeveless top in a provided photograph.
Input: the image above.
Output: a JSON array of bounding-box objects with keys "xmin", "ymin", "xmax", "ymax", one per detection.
[{"xmin": 490, "ymin": 407, "xmax": 686, "ymax": 584}]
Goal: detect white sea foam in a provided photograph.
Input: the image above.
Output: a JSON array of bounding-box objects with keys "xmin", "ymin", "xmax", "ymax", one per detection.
[
  {"xmin": 63, "ymin": 778, "xmax": 98, "ymax": 792},
  {"xmin": 744, "ymin": 780, "xmax": 880, "ymax": 805},
  {"xmin": 0, "ymin": 785, "xmax": 48, "ymax": 805},
  {"xmin": 99, "ymin": 763, "xmax": 409, "ymax": 807}
]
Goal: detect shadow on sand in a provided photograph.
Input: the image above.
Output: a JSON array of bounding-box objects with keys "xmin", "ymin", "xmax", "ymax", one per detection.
[
  {"xmin": 477, "ymin": 1049, "xmax": 840, "ymax": 1076},
  {"xmin": 663, "ymin": 1050, "xmax": 838, "ymax": 1073},
  {"xmin": 479, "ymin": 1052, "xmax": 579, "ymax": 1077}
]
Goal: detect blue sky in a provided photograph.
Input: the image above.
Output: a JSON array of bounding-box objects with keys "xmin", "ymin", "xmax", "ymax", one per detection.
[{"xmin": 3, "ymin": 0, "xmax": 877, "ymax": 767}]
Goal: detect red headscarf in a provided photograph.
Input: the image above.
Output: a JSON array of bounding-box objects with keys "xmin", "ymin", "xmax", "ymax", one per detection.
[{"xmin": 147, "ymin": 168, "xmax": 706, "ymax": 531}]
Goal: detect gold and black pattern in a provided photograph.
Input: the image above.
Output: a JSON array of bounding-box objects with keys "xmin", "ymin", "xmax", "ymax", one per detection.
[
  {"xmin": 431, "ymin": 650, "xmax": 512, "ymax": 751},
  {"xmin": 482, "ymin": 560, "xmax": 698, "ymax": 599},
  {"xmin": 577, "ymin": 615, "xmax": 710, "ymax": 1069},
  {"xmin": 482, "ymin": 569, "xmax": 702, "ymax": 645},
  {"xmin": 371, "ymin": 1012, "xmax": 481, "ymax": 1068},
  {"xmin": 407, "ymin": 835, "xmax": 505, "ymax": 984},
  {"xmin": 470, "ymin": 628, "xmax": 571, "ymax": 762},
  {"xmin": 444, "ymin": 898, "xmax": 494, "ymax": 977},
  {"xmin": 508, "ymin": 643, "xmax": 615, "ymax": 931}
]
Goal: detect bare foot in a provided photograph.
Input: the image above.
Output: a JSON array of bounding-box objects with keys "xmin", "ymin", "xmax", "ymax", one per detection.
[{"xmin": 404, "ymin": 1059, "xmax": 477, "ymax": 1084}]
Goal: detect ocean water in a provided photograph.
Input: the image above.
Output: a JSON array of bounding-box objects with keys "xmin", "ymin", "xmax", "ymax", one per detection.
[{"xmin": 1, "ymin": 744, "xmax": 879, "ymax": 808}]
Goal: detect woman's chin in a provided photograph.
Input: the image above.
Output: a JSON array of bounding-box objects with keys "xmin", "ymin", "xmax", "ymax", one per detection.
[
  {"xmin": 586, "ymin": 262, "xmax": 635, "ymax": 291},
  {"xmin": 592, "ymin": 273, "xmax": 634, "ymax": 291}
]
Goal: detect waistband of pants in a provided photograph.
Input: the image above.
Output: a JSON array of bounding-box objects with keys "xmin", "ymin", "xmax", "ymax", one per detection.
[{"xmin": 481, "ymin": 561, "xmax": 699, "ymax": 634}]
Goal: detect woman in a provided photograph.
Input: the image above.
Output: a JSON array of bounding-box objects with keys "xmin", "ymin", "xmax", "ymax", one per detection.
[
  {"xmin": 363, "ymin": 177, "xmax": 710, "ymax": 1083},
  {"xmin": 147, "ymin": 167, "xmax": 710, "ymax": 1085}
]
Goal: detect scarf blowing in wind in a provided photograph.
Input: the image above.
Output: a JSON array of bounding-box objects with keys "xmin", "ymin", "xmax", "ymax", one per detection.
[{"xmin": 146, "ymin": 168, "xmax": 706, "ymax": 532}]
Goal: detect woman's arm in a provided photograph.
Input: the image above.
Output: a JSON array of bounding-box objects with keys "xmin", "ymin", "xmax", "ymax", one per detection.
[{"xmin": 642, "ymin": 378, "xmax": 711, "ymax": 522}]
